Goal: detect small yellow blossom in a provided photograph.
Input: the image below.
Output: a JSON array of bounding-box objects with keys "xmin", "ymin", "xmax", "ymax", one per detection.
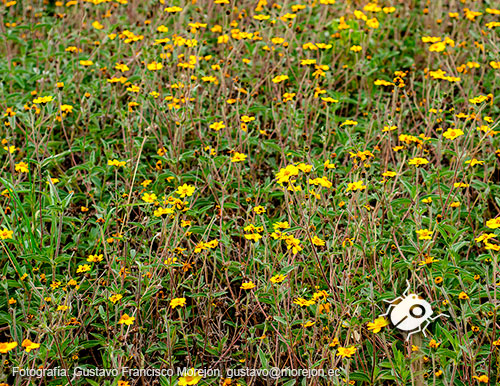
[
  {"xmin": 336, "ymin": 346, "xmax": 357, "ymax": 358},
  {"xmin": 367, "ymin": 317, "xmax": 389, "ymax": 333},
  {"xmin": 178, "ymin": 368, "xmax": 203, "ymax": 386},
  {"xmin": 270, "ymin": 274, "xmax": 287, "ymax": 283},
  {"xmin": 0, "ymin": 341, "xmax": 18, "ymax": 353},
  {"xmin": 0, "ymin": 228, "xmax": 14, "ymax": 240},
  {"xmin": 416, "ymin": 229, "xmax": 433, "ymax": 240},
  {"xmin": 241, "ymin": 281, "xmax": 256, "ymax": 290},
  {"xmin": 170, "ymin": 297, "xmax": 187, "ymax": 309},
  {"xmin": 118, "ymin": 313, "xmax": 135, "ymax": 325},
  {"xmin": 176, "ymin": 184, "xmax": 195, "ymax": 198},
  {"xmin": 231, "ymin": 152, "xmax": 247, "ymax": 163}
]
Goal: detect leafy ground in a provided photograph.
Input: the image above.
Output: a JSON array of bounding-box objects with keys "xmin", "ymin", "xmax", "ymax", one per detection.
[{"xmin": 0, "ymin": 0, "xmax": 500, "ymax": 385}]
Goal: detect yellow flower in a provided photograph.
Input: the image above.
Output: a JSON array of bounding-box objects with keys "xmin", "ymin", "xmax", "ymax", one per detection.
[
  {"xmin": 311, "ymin": 236, "xmax": 325, "ymax": 246},
  {"xmin": 0, "ymin": 341, "xmax": 18, "ymax": 353},
  {"xmin": 77, "ymin": 264, "xmax": 91, "ymax": 274},
  {"xmin": 0, "ymin": 228, "xmax": 14, "ymax": 240},
  {"xmin": 15, "ymin": 161, "xmax": 29, "ymax": 173},
  {"xmin": 340, "ymin": 120, "xmax": 358, "ymax": 126},
  {"xmin": 272, "ymin": 74, "xmax": 289, "ymax": 83},
  {"xmin": 321, "ymin": 97, "xmax": 339, "ymax": 103},
  {"xmin": 354, "ymin": 9, "xmax": 368, "ymax": 21},
  {"xmin": 416, "ymin": 229, "xmax": 433, "ymax": 240},
  {"xmin": 92, "ymin": 21, "xmax": 104, "ymax": 30},
  {"xmin": 79, "ymin": 60, "xmax": 94, "ymax": 66},
  {"xmin": 374, "ymin": 79, "xmax": 394, "ymax": 86},
  {"xmin": 241, "ymin": 115, "xmax": 255, "ymax": 123},
  {"xmin": 241, "ymin": 281, "xmax": 256, "ymax": 290},
  {"xmin": 312, "ymin": 290, "xmax": 329, "ymax": 301},
  {"xmin": 275, "ymin": 165, "xmax": 299, "ymax": 184},
  {"xmin": 273, "ymin": 221, "xmax": 290, "ymax": 230},
  {"xmin": 324, "ymin": 160, "xmax": 335, "ymax": 169},
  {"xmin": 336, "ymin": 346, "xmax": 357, "ymax": 358},
  {"xmin": 408, "ymin": 157, "xmax": 429, "ymax": 166},
  {"xmin": 270, "ymin": 274, "xmax": 287, "ymax": 283},
  {"xmin": 3, "ymin": 145, "xmax": 16, "ymax": 153},
  {"xmin": 22, "ymin": 339, "xmax": 40, "ymax": 353},
  {"xmin": 254, "ymin": 14, "xmax": 271, "ymax": 20},
  {"xmin": 147, "ymin": 61, "xmax": 163, "ymax": 71},
  {"xmin": 458, "ymin": 292, "xmax": 469, "ymax": 300},
  {"xmin": 60, "ymin": 104, "xmax": 73, "ymax": 114},
  {"xmin": 318, "ymin": 303, "xmax": 331, "ymax": 314},
  {"xmin": 164, "ymin": 257, "xmax": 178, "ymax": 265},
  {"xmin": 170, "ymin": 297, "xmax": 187, "ymax": 309},
  {"xmin": 366, "ymin": 18, "xmax": 379, "ymax": 28},
  {"xmin": 486, "ymin": 218, "xmax": 500, "ymax": 229},
  {"xmin": 350, "ymin": 45, "xmax": 362, "ymax": 52},
  {"xmin": 209, "ymin": 121, "xmax": 225, "ymax": 131},
  {"xmin": 346, "ymin": 180, "xmax": 366, "ymax": 192},
  {"xmin": 165, "ymin": 6, "xmax": 183, "ymax": 13},
  {"xmin": 142, "ymin": 192, "xmax": 158, "ymax": 203},
  {"xmin": 253, "ymin": 205, "xmax": 265, "ymax": 214},
  {"xmin": 178, "ymin": 368, "xmax": 203, "ymax": 386},
  {"xmin": 472, "ymin": 375, "xmax": 489, "ymax": 383},
  {"xmin": 176, "ymin": 183, "xmax": 195, "ymax": 198},
  {"xmin": 154, "ymin": 207, "xmax": 174, "ymax": 217},
  {"xmin": 294, "ymin": 298, "xmax": 315, "ymax": 307},
  {"xmin": 475, "ymin": 233, "xmax": 496, "ymax": 243},
  {"xmin": 301, "ymin": 320, "xmax": 315, "ymax": 328},
  {"xmin": 428, "ymin": 339, "xmax": 441, "ymax": 348},
  {"xmin": 443, "ymin": 128, "xmax": 464, "ymax": 140},
  {"xmin": 33, "ymin": 95, "xmax": 53, "ymax": 104},
  {"xmin": 382, "ymin": 171, "xmax": 397, "ymax": 177},
  {"xmin": 419, "ymin": 255, "xmax": 438, "ymax": 265},
  {"xmin": 86, "ymin": 248, "xmax": 102, "ymax": 259},
  {"xmin": 115, "ymin": 63, "xmax": 129, "ymax": 72},
  {"xmin": 118, "ymin": 313, "xmax": 135, "ymax": 325},
  {"xmin": 284, "ymin": 234, "xmax": 302, "ymax": 254},
  {"xmin": 108, "ymin": 159, "xmax": 126, "ymax": 167},
  {"xmin": 429, "ymin": 41, "xmax": 446, "ymax": 52},
  {"xmin": 367, "ymin": 317, "xmax": 389, "ymax": 333},
  {"xmin": 231, "ymin": 152, "xmax": 247, "ymax": 163},
  {"xmin": 109, "ymin": 294, "xmax": 123, "ymax": 304}
]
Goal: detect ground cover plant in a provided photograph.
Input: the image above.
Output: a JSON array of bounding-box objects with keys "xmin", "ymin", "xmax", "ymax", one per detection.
[{"xmin": 0, "ymin": 0, "xmax": 500, "ymax": 385}]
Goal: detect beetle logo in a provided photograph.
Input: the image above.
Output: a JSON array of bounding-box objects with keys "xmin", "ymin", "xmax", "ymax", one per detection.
[{"xmin": 381, "ymin": 281, "xmax": 448, "ymax": 340}]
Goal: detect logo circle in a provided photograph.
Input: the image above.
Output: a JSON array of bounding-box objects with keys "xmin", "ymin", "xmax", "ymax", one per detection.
[{"xmin": 409, "ymin": 304, "xmax": 425, "ymax": 318}]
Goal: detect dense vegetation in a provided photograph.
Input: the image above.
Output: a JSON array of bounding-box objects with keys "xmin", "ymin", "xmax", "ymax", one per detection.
[{"xmin": 1, "ymin": 0, "xmax": 500, "ymax": 385}]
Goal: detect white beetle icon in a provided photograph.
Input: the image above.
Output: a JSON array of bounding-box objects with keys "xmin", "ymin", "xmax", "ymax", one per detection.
[{"xmin": 381, "ymin": 281, "xmax": 448, "ymax": 340}]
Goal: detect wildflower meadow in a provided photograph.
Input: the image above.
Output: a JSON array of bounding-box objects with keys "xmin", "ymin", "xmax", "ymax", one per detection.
[{"xmin": 0, "ymin": 0, "xmax": 500, "ymax": 385}]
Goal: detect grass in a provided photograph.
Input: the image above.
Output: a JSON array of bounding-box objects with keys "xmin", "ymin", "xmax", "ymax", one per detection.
[{"xmin": 0, "ymin": 0, "xmax": 500, "ymax": 385}]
